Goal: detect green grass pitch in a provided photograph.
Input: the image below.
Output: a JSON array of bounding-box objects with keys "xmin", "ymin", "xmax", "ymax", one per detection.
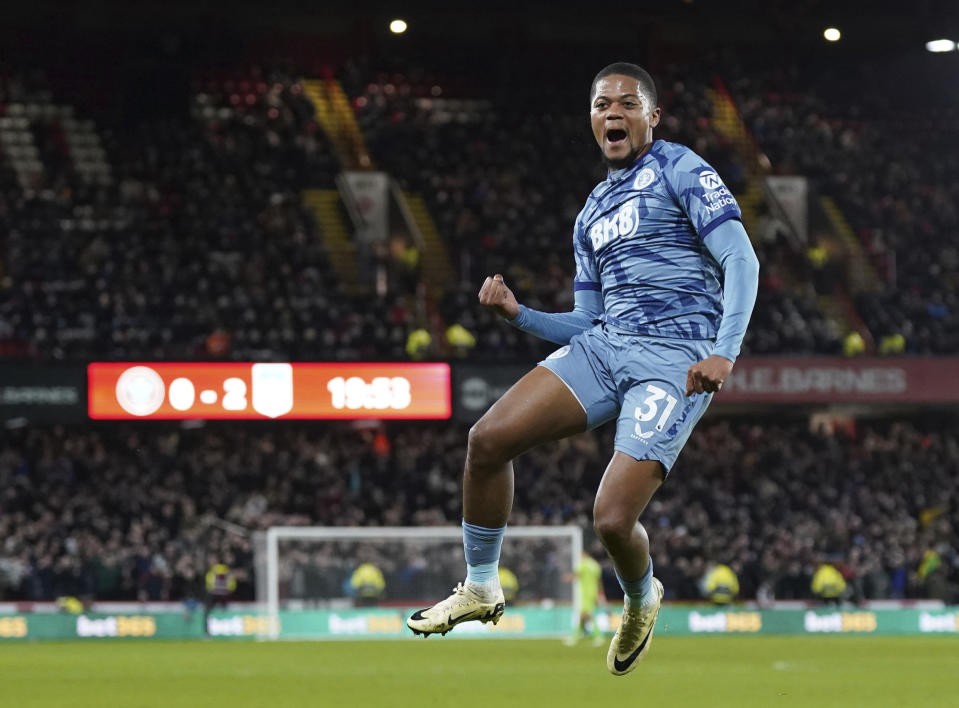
[{"xmin": 2, "ymin": 637, "xmax": 956, "ymax": 708}]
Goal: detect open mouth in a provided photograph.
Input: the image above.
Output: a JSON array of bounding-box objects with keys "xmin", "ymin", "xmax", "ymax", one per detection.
[{"xmin": 606, "ymin": 129, "xmax": 628, "ymax": 145}]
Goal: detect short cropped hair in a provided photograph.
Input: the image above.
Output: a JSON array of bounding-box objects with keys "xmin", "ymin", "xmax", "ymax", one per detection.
[{"xmin": 590, "ymin": 62, "xmax": 658, "ymax": 109}]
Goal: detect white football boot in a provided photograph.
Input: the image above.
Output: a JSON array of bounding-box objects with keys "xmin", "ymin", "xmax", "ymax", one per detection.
[
  {"xmin": 407, "ymin": 582, "xmax": 506, "ymax": 637},
  {"xmin": 607, "ymin": 578, "xmax": 664, "ymax": 675}
]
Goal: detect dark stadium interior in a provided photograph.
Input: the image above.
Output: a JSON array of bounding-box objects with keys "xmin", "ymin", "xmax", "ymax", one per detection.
[{"xmin": 1, "ymin": 0, "xmax": 958, "ymax": 614}]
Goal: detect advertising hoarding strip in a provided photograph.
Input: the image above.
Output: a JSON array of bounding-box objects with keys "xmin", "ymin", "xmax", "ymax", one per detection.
[
  {"xmin": 1, "ymin": 607, "xmax": 957, "ymax": 641},
  {"xmin": 719, "ymin": 357, "xmax": 959, "ymax": 403},
  {"xmin": 0, "ymin": 357, "xmax": 957, "ymax": 424},
  {"xmin": 0, "ymin": 364, "xmax": 86, "ymax": 423}
]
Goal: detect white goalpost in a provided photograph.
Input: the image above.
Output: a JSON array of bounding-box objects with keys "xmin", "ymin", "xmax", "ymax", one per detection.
[{"xmin": 254, "ymin": 526, "xmax": 583, "ymax": 640}]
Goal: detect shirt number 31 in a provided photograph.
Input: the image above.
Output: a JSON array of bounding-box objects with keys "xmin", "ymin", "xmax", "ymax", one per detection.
[{"xmin": 634, "ymin": 384, "xmax": 678, "ymax": 439}]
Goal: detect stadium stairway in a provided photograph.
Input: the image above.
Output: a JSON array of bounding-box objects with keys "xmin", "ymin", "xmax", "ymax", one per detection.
[
  {"xmin": 399, "ymin": 191, "xmax": 456, "ymax": 296},
  {"xmin": 735, "ymin": 181, "xmax": 764, "ymax": 235},
  {"xmin": 1, "ymin": 104, "xmax": 49, "ymax": 189},
  {"xmin": 712, "ymin": 78, "xmax": 874, "ymax": 349},
  {"xmin": 302, "ymin": 79, "xmax": 373, "ymax": 169},
  {"xmin": 62, "ymin": 114, "xmax": 112, "ymax": 186},
  {"xmin": 303, "ymin": 77, "xmax": 456, "ymax": 305},
  {"xmin": 302, "ymin": 189, "xmax": 366, "ymax": 295},
  {"xmin": 820, "ymin": 196, "xmax": 880, "ymax": 293},
  {"xmin": 708, "ymin": 83, "xmax": 766, "ymax": 232}
]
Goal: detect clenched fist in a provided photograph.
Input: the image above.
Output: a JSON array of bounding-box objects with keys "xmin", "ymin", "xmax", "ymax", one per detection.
[
  {"xmin": 478, "ymin": 274, "xmax": 520, "ymax": 320},
  {"xmin": 686, "ymin": 355, "xmax": 734, "ymax": 396}
]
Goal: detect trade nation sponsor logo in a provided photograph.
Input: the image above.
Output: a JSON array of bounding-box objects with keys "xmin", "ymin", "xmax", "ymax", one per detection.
[{"xmin": 698, "ymin": 170, "xmax": 723, "ymax": 190}]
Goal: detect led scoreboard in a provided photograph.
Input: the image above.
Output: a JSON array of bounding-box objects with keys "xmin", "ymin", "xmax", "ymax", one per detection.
[{"xmin": 88, "ymin": 363, "xmax": 451, "ymax": 420}]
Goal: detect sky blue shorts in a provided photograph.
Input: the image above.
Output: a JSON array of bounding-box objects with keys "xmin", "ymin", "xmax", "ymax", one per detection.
[{"xmin": 538, "ymin": 323, "xmax": 714, "ymax": 476}]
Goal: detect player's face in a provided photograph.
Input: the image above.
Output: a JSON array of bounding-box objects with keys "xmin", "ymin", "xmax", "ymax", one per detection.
[{"xmin": 590, "ymin": 75, "xmax": 661, "ymax": 170}]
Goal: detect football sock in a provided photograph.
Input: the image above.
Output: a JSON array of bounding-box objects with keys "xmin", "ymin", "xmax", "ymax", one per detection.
[
  {"xmin": 462, "ymin": 520, "xmax": 506, "ymax": 585},
  {"xmin": 586, "ymin": 617, "xmax": 600, "ymax": 638},
  {"xmin": 615, "ymin": 556, "xmax": 654, "ymax": 606}
]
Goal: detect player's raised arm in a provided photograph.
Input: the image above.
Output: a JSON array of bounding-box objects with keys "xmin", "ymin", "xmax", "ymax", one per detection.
[
  {"xmin": 477, "ymin": 274, "xmax": 602, "ymax": 345},
  {"xmin": 479, "ymin": 214, "xmax": 603, "ymax": 345}
]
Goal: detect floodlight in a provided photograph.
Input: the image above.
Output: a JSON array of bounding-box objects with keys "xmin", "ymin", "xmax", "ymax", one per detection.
[{"xmin": 926, "ymin": 39, "xmax": 956, "ymax": 53}]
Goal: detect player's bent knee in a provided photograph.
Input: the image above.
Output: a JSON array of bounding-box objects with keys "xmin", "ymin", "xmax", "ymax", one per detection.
[
  {"xmin": 592, "ymin": 512, "xmax": 634, "ymax": 550},
  {"xmin": 466, "ymin": 418, "xmax": 511, "ymax": 470}
]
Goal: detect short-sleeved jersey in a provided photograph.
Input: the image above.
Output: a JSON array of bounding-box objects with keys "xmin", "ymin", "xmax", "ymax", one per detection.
[{"xmin": 573, "ymin": 139, "xmax": 742, "ymax": 340}]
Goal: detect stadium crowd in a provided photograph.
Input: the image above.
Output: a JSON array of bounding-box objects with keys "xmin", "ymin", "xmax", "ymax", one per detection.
[
  {"xmin": 730, "ymin": 68, "xmax": 959, "ymax": 354},
  {"xmin": 0, "ymin": 69, "xmax": 413, "ymax": 363},
  {"xmin": 0, "ymin": 418, "xmax": 955, "ymax": 604},
  {"xmin": 0, "ymin": 62, "xmax": 850, "ymax": 363}
]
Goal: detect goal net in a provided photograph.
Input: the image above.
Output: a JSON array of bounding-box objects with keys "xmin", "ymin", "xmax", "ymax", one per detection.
[{"xmin": 253, "ymin": 526, "xmax": 583, "ymax": 640}]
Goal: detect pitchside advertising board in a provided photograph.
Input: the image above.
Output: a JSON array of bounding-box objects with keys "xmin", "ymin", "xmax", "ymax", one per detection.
[
  {"xmin": 719, "ymin": 357, "xmax": 959, "ymax": 404},
  {"xmin": 0, "ymin": 365, "xmax": 86, "ymax": 423},
  {"xmin": 1, "ymin": 607, "xmax": 958, "ymax": 640},
  {"xmin": 452, "ymin": 364, "xmax": 531, "ymax": 422}
]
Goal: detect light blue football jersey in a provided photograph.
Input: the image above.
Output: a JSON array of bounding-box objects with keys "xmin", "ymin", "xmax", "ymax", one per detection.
[{"xmin": 572, "ymin": 139, "xmax": 742, "ymax": 340}]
